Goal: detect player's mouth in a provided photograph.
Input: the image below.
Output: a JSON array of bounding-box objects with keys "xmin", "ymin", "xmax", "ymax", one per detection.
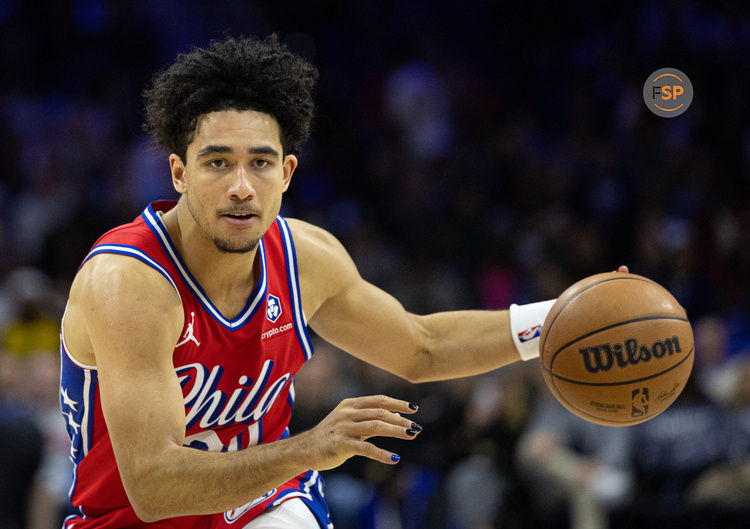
[{"xmin": 220, "ymin": 211, "xmax": 259, "ymax": 226}]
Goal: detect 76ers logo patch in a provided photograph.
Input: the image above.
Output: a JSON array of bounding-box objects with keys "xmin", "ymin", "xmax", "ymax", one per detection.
[{"xmin": 266, "ymin": 294, "xmax": 282, "ymax": 323}]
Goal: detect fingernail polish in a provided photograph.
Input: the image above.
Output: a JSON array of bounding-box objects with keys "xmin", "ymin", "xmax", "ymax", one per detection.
[
  {"xmin": 410, "ymin": 422, "xmax": 422, "ymax": 432},
  {"xmin": 406, "ymin": 428, "xmax": 418, "ymax": 436},
  {"xmin": 391, "ymin": 454, "xmax": 400, "ymax": 463},
  {"xmin": 408, "ymin": 403, "xmax": 419, "ymax": 411}
]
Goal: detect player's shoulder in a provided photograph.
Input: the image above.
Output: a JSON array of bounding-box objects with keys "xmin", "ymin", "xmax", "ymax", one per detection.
[
  {"xmin": 65, "ymin": 252, "xmax": 183, "ymax": 366},
  {"xmin": 284, "ymin": 218, "xmax": 351, "ymax": 262},
  {"xmin": 283, "ymin": 217, "xmax": 358, "ymax": 299},
  {"xmin": 72, "ymin": 252, "xmax": 181, "ymax": 315}
]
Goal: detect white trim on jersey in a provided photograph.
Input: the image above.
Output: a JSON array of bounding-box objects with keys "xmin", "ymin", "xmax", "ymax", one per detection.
[
  {"xmin": 242, "ymin": 498, "xmax": 320, "ymax": 529},
  {"xmin": 271, "ymin": 470, "xmax": 320, "ymax": 507},
  {"xmin": 60, "ymin": 303, "xmax": 97, "ymax": 371},
  {"xmin": 276, "ymin": 217, "xmax": 313, "ymax": 361},
  {"xmin": 143, "ymin": 206, "xmax": 268, "ymax": 330},
  {"xmin": 81, "ymin": 370, "xmax": 92, "ymax": 455},
  {"xmin": 83, "ymin": 243, "xmax": 182, "ymax": 299}
]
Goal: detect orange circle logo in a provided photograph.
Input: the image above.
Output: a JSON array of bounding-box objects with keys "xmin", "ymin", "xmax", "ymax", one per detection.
[{"xmin": 643, "ymin": 68, "xmax": 693, "ymax": 118}]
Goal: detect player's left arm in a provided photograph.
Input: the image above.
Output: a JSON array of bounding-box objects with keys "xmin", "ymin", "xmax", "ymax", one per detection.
[{"xmin": 289, "ymin": 218, "xmax": 521, "ymax": 383}]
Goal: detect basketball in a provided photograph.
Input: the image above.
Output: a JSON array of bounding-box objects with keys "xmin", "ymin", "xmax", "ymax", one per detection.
[{"xmin": 540, "ymin": 272, "xmax": 694, "ymax": 426}]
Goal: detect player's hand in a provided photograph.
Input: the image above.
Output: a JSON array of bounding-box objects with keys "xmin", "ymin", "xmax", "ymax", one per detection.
[
  {"xmin": 298, "ymin": 395, "xmax": 421, "ymax": 470},
  {"xmin": 615, "ymin": 265, "xmax": 629, "ymax": 273}
]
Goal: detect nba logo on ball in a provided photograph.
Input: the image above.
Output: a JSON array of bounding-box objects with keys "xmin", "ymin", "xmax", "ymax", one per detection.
[
  {"xmin": 266, "ymin": 294, "xmax": 282, "ymax": 323},
  {"xmin": 643, "ymin": 67, "xmax": 693, "ymax": 118},
  {"xmin": 631, "ymin": 388, "xmax": 649, "ymax": 417}
]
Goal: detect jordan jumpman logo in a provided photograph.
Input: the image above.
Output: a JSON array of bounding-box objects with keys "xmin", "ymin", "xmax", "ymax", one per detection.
[{"xmin": 176, "ymin": 312, "xmax": 200, "ymax": 347}]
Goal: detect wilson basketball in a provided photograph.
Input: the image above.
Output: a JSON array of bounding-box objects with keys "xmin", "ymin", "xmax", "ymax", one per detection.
[{"xmin": 540, "ymin": 272, "xmax": 694, "ymax": 426}]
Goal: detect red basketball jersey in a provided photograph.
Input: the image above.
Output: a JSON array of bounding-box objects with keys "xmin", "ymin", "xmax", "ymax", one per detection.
[{"xmin": 59, "ymin": 201, "xmax": 331, "ymax": 529}]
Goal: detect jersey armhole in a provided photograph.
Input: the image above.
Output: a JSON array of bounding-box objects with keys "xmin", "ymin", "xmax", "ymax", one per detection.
[
  {"xmin": 81, "ymin": 244, "xmax": 182, "ymax": 299},
  {"xmin": 276, "ymin": 217, "xmax": 315, "ymax": 361}
]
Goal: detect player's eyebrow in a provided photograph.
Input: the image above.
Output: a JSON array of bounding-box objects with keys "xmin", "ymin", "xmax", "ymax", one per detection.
[
  {"xmin": 196, "ymin": 145, "xmax": 281, "ymax": 159},
  {"xmin": 196, "ymin": 145, "xmax": 232, "ymax": 158},
  {"xmin": 248, "ymin": 146, "xmax": 280, "ymax": 158}
]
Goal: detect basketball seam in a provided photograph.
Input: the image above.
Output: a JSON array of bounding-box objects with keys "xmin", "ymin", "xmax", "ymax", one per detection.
[
  {"xmin": 540, "ymin": 276, "xmax": 664, "ymax": 357},
  {"xmin": 544, "ymin": 346, "xmax": 693, "ymax": 386},
  {"xmin": 549, "ymin": 315, "xmax": 690, "ymax": 370},
  {"xmin": 547, "ymin": 347, "xmax": 693, "ymax": 425}
]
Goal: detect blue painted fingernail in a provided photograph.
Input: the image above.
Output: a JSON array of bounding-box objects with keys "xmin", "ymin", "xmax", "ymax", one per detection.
[
  {"xmin": 408, "ymin": 403, "xmax": 419, "ymax": 411},
  {"xmin": 391, "ymin": 454, "xmax": 400, "ymax": 463}
]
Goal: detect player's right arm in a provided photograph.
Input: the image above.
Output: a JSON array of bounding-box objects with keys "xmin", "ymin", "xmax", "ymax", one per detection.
[{"xmin": 65, "ymin": 254, "xmax": 418, "ymax": 522}]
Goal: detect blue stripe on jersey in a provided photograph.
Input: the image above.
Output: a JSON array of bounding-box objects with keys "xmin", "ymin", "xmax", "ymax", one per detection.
[
  {"xmin": 276, "ymin": 217, "xmax": 314, "ymax": 361},
  {"xmin": 141, "ymin": 203, "xmax": 268, "ymax": 331},
  {"xmin": 82, "ymin": 244, "xmax": 181, "ymax": 297},
  {"xmin": 270, "ymin": 471, "xmax": 332, "ymax": 529},
  {"xmin": 60, "ymin": 339, "xmax": 98, "ymax": 503}
]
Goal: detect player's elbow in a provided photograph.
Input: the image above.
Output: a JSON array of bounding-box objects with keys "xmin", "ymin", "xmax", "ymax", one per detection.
[
  {"xmin": 132, "ymin": 504, "xmax": 162, "ymax": 524},
  {"xmin": 400, "ymin": 316, "xmax": 438, "ymax": 383},
  {"xmin": 121, "ymin": 464, "xmax": 174, "ymax": 522},
  {"xmin": 400, "ymin": 350, "xmax": 436, "ymax": 383},
  {"xmin": 127, "ymin": 489, "xmax": 163, "ymax": 523}
]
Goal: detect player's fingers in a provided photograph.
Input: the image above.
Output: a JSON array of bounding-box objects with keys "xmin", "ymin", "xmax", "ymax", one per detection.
[
  {"xmin": 350, "ymin": 409, "xmax": 421, "ymax": 431},
  {"xmin": 349, "ymin": 420, "xmax": 422, "ymax": 441},
  {"xmin": 345, "ymin": 394, "xmax": 418, "ymax": 414},
  {"xmin": 615, "ymin": 265, "xmax": 629, "ymax": 273},
  {"xmin": 352, "ymin": 440, "xmax": 401, "ymax": 465}
]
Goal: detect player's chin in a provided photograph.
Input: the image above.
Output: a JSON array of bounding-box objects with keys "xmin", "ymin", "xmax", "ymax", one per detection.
[{"xmin": 213, "ymin": 235, "xmax": 260, "ymax": 254}]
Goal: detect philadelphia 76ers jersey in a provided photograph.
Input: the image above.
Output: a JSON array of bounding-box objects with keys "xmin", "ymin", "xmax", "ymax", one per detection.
[{"xmin": 59, "ymin": 201, "xmax": 332, "ymax": 529}]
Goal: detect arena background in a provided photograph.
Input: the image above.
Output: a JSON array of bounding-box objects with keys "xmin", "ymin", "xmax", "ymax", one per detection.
[{"xmin": 1, "ymin": 1, "xmax": 749, "ymax": 528}]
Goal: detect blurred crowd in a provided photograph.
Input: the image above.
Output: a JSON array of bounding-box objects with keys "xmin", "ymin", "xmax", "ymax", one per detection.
[{"xmin": 1, "ymin": 1, "xmax": 750, "ymax": 528}]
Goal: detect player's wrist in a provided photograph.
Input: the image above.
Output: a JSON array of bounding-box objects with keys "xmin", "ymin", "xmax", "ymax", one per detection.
[{"xmin": 509, "ymin": 299, "xmax": 556, "ymax": 360}]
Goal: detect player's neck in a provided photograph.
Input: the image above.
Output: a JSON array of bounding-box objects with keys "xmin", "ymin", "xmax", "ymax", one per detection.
[{"xmin": 162, "ymin": 205, "xmax": 259, "ymax": 316}]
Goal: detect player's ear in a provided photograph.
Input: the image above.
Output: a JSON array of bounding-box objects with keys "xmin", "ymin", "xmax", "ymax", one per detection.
[
  {"xmin": 170, "ymin": 154, "xmax": 187, "ymax": 194},
  {"xmin": 281, "ymin": 154, "xmax": 297, "ymax": 193}
]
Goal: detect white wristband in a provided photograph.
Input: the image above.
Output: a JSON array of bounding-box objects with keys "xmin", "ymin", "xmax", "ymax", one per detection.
[{"xmin": 509, "ymin": 299, "xmax": 556, "ymax": 360}]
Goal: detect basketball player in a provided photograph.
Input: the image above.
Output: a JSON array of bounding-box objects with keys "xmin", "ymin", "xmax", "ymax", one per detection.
[{"xmin": 59, "ymin": 36, "xmax": 627, "ymax": 529}]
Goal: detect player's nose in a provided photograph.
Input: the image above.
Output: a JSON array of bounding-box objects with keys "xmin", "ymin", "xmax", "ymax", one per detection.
[{"xmin": 227, "ymin": 166, "xmax": 256, "ymax": 200}]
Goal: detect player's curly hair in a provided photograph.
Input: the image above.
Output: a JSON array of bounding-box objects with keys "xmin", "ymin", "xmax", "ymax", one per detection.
[{"xmin": 143, "ymin": 35, "xmax": 318, "ymax": 160}]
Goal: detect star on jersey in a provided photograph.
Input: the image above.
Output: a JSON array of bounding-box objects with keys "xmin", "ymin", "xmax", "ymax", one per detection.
[
  {"xmin": 61, "ymin": 388, "xmax": 78, "ymax": 411},
  {"xmin": 64, "ymin": 410, "xmax": 80, "ymax": 434}
]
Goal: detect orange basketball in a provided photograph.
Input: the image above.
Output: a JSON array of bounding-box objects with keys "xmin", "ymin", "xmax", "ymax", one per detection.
[{"xmin": 540, "ymin": 272, "xmax": 694, "ymax": 426}]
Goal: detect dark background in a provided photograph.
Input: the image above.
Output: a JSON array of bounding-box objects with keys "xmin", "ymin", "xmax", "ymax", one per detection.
[{"xmin": 1, "ymin": 1, "xmax": 749, "ymax": 528}]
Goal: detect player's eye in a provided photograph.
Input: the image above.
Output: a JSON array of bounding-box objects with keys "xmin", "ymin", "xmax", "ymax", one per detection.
[
  {"xmin": 254, "ymin": 159, "xmax": 271, "ymax": 169},
  {"xmin": 209, "ymin": 159, "xmax": 228, "ymax": 169}
]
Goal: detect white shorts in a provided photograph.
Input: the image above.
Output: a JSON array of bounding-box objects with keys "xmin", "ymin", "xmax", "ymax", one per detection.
[{"xmin": 241, "ymin": 498, "xmax": 324, "ymax": 529}]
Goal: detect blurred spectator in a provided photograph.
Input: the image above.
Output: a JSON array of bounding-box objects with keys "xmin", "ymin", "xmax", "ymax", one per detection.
[
  {"xmin": 687, "ymin": 359, "xmax": 750, "ymax": 525},
  {"xmin": 693, "ymin": 314, "xmax": 749, "ymax": 406},
  {"xmin": 0, "ymin": 348, "xmax": 44, "ymax": 529},
  {"xmin": 627, "ymin": 375, "xmax": 732, "ymax": 527},
  {"xmin": 1, "ymin": 268, "xmax": 60, "ymax": 358},
  {"xmin": 516, "ymin": 392, "xmax": 634, "ymax": 529}
]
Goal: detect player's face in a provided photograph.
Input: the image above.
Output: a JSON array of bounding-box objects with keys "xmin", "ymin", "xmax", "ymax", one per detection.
[{"xmin": 170, "ymin": 110, "xmax": 297, "ymax": 253}]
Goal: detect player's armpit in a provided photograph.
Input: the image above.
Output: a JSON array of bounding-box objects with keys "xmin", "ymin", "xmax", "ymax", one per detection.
[
  {"xmin": 286, "ymin": 218, "xmax": 427, "ymax": 381},
  {"xmin": 288, "ymin": 218, "xmax": 520, "ymax": 382}
]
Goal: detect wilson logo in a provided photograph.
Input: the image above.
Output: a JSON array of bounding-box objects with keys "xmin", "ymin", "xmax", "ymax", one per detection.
[{"xmin": 578, "ymin": 336, "xmax": 682, "ymax": 374}]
